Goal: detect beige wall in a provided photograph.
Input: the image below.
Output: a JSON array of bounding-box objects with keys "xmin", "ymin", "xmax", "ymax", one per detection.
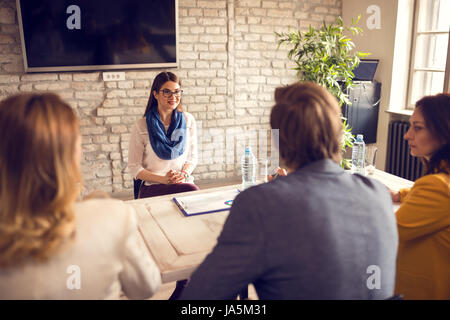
[
  {"xmin": 0, "ymin": 0, "xmax": 342, "ymax": 195},
  {"xmin": 342, "ymin": 0, "xmax": 399, "ymax": 170}
]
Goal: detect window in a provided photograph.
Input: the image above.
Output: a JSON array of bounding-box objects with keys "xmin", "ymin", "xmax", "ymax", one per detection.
[{"xmin": 407, "ymin": 0, "xmax": 450, "ymax": 108}]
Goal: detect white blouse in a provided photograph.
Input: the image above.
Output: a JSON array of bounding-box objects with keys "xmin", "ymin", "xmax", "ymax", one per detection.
[
  {"xmin": 127, "ymin": 112, "xmax": 198, "ymax": 180},
  {"xmin": 0, "ymin": 199, "xmax": 161, "ymax": 299}
]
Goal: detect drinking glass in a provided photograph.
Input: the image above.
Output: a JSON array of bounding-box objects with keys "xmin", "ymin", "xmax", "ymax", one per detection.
[
  {"xmin": 256, "ymin": 158, "xmax": 269, "ymax": 184},
  {"xmin": 365, "ymin": 146, "xmax": 377, "ymax": 176}
]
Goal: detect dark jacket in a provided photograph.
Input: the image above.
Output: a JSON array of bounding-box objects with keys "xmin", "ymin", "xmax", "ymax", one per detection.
[{"xmin": 181, "ymin": 159, "xmax": 398, "ymax": 300}]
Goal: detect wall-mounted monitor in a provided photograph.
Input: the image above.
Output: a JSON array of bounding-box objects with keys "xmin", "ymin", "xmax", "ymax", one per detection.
[{"xmin": 16, "ymin": 0, "xmax": 178, "ymax": 73}]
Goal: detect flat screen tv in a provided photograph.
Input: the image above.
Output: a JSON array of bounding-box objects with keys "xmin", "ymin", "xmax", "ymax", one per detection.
[{"xmin": 16, "ymin": 0, "xmax": 178, "ymax": 72}]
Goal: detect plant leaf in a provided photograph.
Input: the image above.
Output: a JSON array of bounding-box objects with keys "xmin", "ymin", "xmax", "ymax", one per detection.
[{"xmin": 275, "ymin": 15, "xmax": 366, "ymax": 155}]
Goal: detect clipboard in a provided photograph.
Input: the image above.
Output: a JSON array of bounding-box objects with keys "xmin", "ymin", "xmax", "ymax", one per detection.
[{"xmin": 173, "ymin": 188, "xmax": 240, "ymax": 216}]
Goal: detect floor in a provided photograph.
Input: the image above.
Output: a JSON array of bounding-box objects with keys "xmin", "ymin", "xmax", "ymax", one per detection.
[
  {"xmin": 119, "ymin": 281, "xmax": 258, "ymax": 300},
  {"xmin": 146, "ymin": 282, "xmax": 259, "ymax": 300}
]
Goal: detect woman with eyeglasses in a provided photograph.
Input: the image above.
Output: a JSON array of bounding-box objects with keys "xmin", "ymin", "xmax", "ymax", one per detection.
[
  {"xmin": 128, "ymin": 71, "xmax": 199, "ymax": 299},
  {"xmin": 128, "ymin": 71, "xmax": 199, "ymax": 200}
]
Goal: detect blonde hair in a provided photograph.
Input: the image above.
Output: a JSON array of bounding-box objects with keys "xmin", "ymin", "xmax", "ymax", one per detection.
[
  {"xmin": 270, "ymin": 82, "xmax": 343, "ymax": 170},
  {"xmin": 0, "ymin": 93, "xmax": 81, "ymax": 267}
]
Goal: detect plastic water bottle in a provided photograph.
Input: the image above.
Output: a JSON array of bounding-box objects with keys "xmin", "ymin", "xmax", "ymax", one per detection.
[
  {"xmin": 352, "ymin": 134, "xmax": 366, "ymax": 174},
  {"xmin": 241, "ymin": 146, "xmax": 257, "ymax": 190}
]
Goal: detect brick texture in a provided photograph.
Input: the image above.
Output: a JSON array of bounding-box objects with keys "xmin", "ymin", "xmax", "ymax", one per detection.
[{"xmin": 0, "ymin": 0, "xmax": 341, "ymax": 194}]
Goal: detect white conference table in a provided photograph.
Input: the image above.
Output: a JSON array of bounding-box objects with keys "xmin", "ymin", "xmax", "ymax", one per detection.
[{"xmin": 126, "ymin": 169, "xmax": 414, "ymax": 284}]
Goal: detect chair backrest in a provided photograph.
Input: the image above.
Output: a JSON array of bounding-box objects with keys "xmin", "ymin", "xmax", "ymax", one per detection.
[{"xmin": 133, "ymin": 179, "xmax": 143, "ymax": 199}]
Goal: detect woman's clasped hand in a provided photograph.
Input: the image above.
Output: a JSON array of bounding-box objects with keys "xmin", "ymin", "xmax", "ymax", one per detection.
[{"xmin": 163, "ymin": 169, "xmax": 187, "ymax": 184}]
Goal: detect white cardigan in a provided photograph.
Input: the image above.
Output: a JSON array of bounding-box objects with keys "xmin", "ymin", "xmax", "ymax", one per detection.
[
  {"xmin": 0, "ymin": 199, "xmax": 161, "ymax": 299},
  {"xmin": 127, "ymin": 112, "xmax": 198, "ymax": 180}
]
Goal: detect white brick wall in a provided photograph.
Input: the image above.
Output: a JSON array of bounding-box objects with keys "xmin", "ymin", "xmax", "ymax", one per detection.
[{"xmin": 0, "ymin": 0, "xmax": 341, "ymax": 194}]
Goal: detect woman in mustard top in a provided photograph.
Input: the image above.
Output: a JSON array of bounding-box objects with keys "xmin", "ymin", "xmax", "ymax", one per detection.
[{"xmin": 390, "ymin": 93, "xmax": 450, "ymax": 300}]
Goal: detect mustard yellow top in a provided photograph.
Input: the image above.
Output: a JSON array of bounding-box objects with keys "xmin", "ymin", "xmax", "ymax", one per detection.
[{"xmin": 395, "ymin": 169, "xmax": 450, "ymax": 300}]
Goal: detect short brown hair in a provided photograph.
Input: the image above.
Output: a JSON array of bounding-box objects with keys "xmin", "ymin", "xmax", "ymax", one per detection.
[
  {"xmin": 0, "ymin": 93, "xmax": 80, "ymax": 267},
  {"xmin": 270, "ymin": 82, "xmax": 342, "ymax": 170}
]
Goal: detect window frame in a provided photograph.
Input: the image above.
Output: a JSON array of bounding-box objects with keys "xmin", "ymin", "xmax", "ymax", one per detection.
[
  {"xmin": 444, "ymin": 31, "xmax": 450, "ymax": 91},
  {"xmin": 406, "ymin": 0, "xmax": 450, "ymax": 109}
]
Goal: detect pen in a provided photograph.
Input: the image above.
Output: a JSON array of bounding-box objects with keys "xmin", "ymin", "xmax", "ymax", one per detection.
[{"xmin": 271, "ymin": 172, "xmax": 279, "ymax": 180}]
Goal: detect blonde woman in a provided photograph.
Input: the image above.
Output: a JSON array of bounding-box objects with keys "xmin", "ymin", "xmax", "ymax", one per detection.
[{"xmin": 0, "ymin": 93, "xmax": 161, "ymax": 299}]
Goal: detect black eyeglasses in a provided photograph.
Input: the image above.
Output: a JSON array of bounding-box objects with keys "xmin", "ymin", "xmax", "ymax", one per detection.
[{"xmin": 160, "ymin": 89, "xmax": 183, "ymax": 98}]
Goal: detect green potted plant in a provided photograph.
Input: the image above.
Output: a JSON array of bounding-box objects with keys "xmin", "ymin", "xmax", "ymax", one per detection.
[{"xmin": 276, "ymin": 15, "xmax": 370, "ymax": 168}]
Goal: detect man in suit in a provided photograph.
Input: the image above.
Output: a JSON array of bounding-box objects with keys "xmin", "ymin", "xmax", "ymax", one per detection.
[{"xmin": 181, "ymin": 82, "xmax": 398, "ymax": 300}]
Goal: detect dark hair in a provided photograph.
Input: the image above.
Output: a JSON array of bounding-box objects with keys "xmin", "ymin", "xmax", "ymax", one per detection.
[
  {"xmin": 415, "ymin": 92, "xmax": 450, "ymax": 175},
  {"xmin": 143, "ymin": 71, "xmax": 182, "ymax": 116},
  {"xmin": 270, "ymin": 82, "xmax": 342, "ymax": 170}
]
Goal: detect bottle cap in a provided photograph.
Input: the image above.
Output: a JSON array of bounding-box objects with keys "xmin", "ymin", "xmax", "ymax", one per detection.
[{"xmin": 356, "ymin": 134, "xmax": 364, "ymax": 142}]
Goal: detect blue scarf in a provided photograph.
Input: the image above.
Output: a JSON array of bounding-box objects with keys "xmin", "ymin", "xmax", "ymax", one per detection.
[{"xmin": 145, "ymin": 106, "xmax": 186, "ymax": 160}]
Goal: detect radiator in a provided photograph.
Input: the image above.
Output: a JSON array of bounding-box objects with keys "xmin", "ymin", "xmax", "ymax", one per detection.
[{"xmin": 386, "ymin": 121, "xmax": 423, "ymax": 181}]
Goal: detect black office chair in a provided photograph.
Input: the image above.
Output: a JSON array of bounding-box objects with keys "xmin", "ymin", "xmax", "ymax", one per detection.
[{"xmin": 133, "ymin": 178, "xmax": 143, "ymax": 199}]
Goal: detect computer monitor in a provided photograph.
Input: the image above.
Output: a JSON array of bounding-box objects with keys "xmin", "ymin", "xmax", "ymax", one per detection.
[{"xmin": 353, "ymin": 59, "xmax": 379, "ymax": 82}]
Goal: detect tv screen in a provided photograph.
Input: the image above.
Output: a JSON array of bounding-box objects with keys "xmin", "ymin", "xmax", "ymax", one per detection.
[{"xmin": 16, "ymin": 0, "xmax": 178, "ymax": 72}]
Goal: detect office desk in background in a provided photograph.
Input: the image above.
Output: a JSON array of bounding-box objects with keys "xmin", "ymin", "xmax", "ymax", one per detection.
[{"xmin": 126, "ymin": 169, "xmax": 414, "ymax": 283}]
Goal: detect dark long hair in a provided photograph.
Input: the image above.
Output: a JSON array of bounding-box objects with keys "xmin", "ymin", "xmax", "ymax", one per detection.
[
  {"xmin": 415, "ymin": 93, "xmax": 450, "ymax": 175},
  {"xmin": 143, "ymin": 71, "xmax": 182, "ymax": 116}
]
